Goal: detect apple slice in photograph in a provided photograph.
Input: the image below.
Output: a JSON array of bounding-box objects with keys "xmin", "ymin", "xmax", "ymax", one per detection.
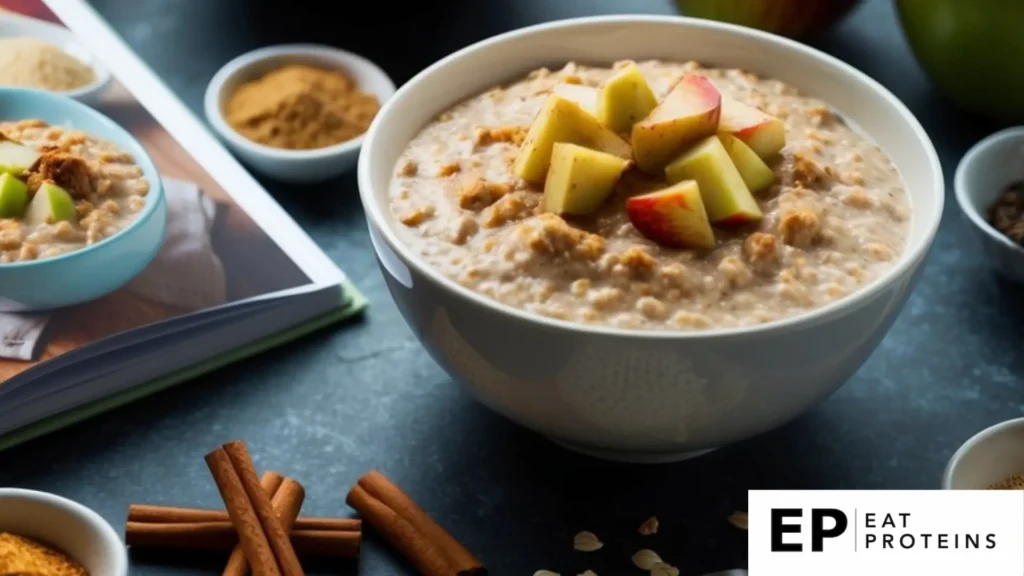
[
  {"xmin": 665, "ymin": 135, "xmax": 762, "ymax": 226},
  {"xmin": 631, "ymin": 74, "xmax": 721, "ymax": 173},
  {"xmin": 627, "ymin": 179, "xmax": 716, "ymax": 250},
  {"xmin": 718, "ymin": 97, "xmax": 786, "ymax": 159},
  {"xmin": 543, "ymin": 142, "xmax": 630, "ymax": 215},
  {"xmin": 597, "ymin": 63, "xmax": 658, "ymax": 133}
]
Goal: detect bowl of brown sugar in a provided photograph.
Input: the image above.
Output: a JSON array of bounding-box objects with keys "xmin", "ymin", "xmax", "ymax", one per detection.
[{"xmin": 205, "ymin": 44, "xmax": 395, "ymax": 184}]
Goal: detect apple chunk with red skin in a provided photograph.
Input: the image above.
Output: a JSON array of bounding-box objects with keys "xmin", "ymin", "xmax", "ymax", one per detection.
[
  {"xmin": 665, "ymin": 135, "xmax": 763, "ymax": 225},
  {"xmin": 627, "ymin": 179, "xmax": 716, "ymax": 250},
  {"xmin": 719, "ymin": 133, "xmax": 776, "ymax": 193},
  {"xmin": 631, "ymin": 74, "xmax": 721, "ymax": 174},
  {"xmin": 718, "ymin": 97, "xmax": 786, "ymax": 159}
]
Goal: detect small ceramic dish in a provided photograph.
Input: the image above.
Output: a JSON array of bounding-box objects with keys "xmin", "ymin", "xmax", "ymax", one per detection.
[
  {"xmin": 0, "ymin": 13, "xmax": 112, "ymax": 105},
  {"xmin": 955, "ymin": 126, "xmax": 1024, "ymax": 283},
  {"xmin": 0, "ymin": 88, "xmax": 167, "ymax": 311},
  {"xmin": 0, "ymin": 488, "xmax": 127, "ymax": 575},
  {"xmin": 943, "ymin": 417, "xmax": 1024, "ymax": 489},
  {"xmin": 204, "ymin": 44, "xmax": 396, "ymax": 184}
]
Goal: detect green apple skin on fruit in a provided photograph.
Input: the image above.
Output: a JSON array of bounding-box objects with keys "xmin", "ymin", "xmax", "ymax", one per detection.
[
  {"xmin": 718, "ymin": 97, "xmax": 786, "ymax": 159},
  {"xmin": 0, "ymin": 138, "xmax": 41, "ymax": 176},
  {"xmin": 597, "ymin": 63, "xmax": 658, "ymax": 134},
  {"xmin": 897, "ymin": 0, "xmax": 1024, "ymax": 123},
  {"xmin": 0, "ymin": 173, "xmax": 29, "ymax": 218},
  {"xmin": 25, "ymin": 181, "xmax": 77, "ymax": 226},
  {"xmin": 543, "ymin": 142, "xmax": 630, "ymax": 215},
  {"xmin": 631, "ymin": 74, "xmax": 721, "ymax": 174},
  {"xmin": 719, "ymin": 133, "xmax": 776, "ymax": 193},
  {"xmin": 665, "ymin": 135, "xmax": 763, "ymax": 225},
  {"xmin": 675, "ymin": 0, "xmax": 859, "ymax": 39},
  {"xmin": 514, "ymin": 94, "xmax": 633, "ymax": 184},
  {"xmin": 627, "ymin": 179, "xmax": 716, "ymax": 250}
]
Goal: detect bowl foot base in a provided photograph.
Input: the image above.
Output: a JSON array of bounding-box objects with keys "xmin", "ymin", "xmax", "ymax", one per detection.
[{"xmin": 548, "ymin": 438, "xmax": 718, "ymax": 464}]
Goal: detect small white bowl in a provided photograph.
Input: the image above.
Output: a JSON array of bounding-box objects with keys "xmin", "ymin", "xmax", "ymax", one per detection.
[
  {"xmin": 0, "ymin": 488, "xmax": 127, "ymax": 575},
  {"xmin": 205, "ymin": 44, "xmax": 396, "ymax": 184},
  {"xmin": 0, "ymin": 13, "xmax": 112, "ymax": 105},
  {"xmin": 943, "ymin": 417, "xmax": 1024, "ymax": 489},
  {"xmin": 955, "ymin": 126, "xmax": 1024, "ymax": 283}
]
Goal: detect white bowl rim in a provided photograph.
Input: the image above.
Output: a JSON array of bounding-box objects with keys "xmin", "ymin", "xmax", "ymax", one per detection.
[
  {"xmin": 358, "ymin": 14, "xmax": 945, "ymax": 341},
  {"xmin": 941, "ymin": 416, "xmax": 1024, "ymax": 489},
  {"xmin": 204, "ymin": 43, "xmax": 397, "ymax": 161},
  {"xmin": 954, "ymin": 125, "xmax": 1024, "ymax": 258},
  {"xmin": 0, "ymin": 12, "xmax": 112, "ymax": 101},
  {"xmin": 0, "ymin": 487, "xmax": 128, "ymax": 575}
]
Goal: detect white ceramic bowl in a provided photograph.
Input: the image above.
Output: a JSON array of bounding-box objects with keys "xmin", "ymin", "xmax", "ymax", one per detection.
[
  {"xmin": 955, "ymin": 126, "xmax": 1024, "ymax": 283},
  {"xmin": 358, "ymin": 16, "xmax": 944, "ymax": 462},
  {"xmin": 943, "ymin": 417, "xmax": 1024, "ymax": 489},
  {"xmin": 0, "ymin": 488, "xmax": 127, "ymax": 576},
  {"xmin": 205, "ymin": 44, "xmax": 396, "ymax": 184},
  {"xmin": 0, "ymin": 13, "xmax": 112, "ymax": 105}
]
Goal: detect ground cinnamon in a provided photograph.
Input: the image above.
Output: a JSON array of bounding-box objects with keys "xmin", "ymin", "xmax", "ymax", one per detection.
[
  {"xmin": 346, "ymin": 470, "xmax": 486, "ymax": 576},
  {"xmin": 225, "ymin": 64, "xmax": 379, "ymax": 150},
  {"xmin": 0, "ymin": 532, "xmax": 88, "ymax": 575}
]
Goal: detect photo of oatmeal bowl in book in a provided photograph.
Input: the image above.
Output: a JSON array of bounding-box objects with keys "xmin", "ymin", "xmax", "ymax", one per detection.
[{"xmin": 0, "ymin": 0, "xmax": 367, "ymax": 450}]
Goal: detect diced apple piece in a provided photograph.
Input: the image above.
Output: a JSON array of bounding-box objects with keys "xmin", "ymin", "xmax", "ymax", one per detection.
[
  {"xmin": 0, "ymin": 173, "xmax": 28, "ymax": 218},
  {"xmin": 552, "ymin": 83, "xmax": 598, "ymax": 116},
  {"xmin": 0, "ymin": 136, "xmax": 40, "ymax": 176},
  {"xmin": 665, "ymin": 135, "xmax": 762, "ymax": 225},
  {"xmin": 543, "ymin": 142, "xmax": 630, "ymax": 215},
  {"xmin": 631, "ymin": 74, "xmax": 721, "ymax": 174},
  {"xmin": 597, "ymin": 63, "xmax": 658, "ymax": 133},
  {"xmin": 513, "ymin": 94, "xmax": 632, "ymax": 184},
  {"xmin": 627, "ymin": 179, "xmax": 716, "ymax": 250},
  {"xmin": 718, "ymin": 97, "xmax": 786, "ymax": 159},
  {"xmin": 25, "ymin": 181, "xmax": 76, "ymax": 226},
  {"xmin": 719, "ymin": 133, "xmax": 776, "ymax": 193}
]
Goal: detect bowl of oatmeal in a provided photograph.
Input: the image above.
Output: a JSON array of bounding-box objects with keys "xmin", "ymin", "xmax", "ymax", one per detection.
[
  {"xmin": 0, "ymin": 88, "xmax": 166, "ymax": 311},
  {"xmin": 358, "ymin": 16, "xmax": 944, "ymax": 462}
]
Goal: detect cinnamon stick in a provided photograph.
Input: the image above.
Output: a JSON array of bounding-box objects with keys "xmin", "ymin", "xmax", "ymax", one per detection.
[
  {"xmin": 126, "ymin": 505, "xmax": 361, "ymax": 532},
  {"xmin": 124, "ymin": 522, "xmax": 361, "ymax": 557},
  {"xmin": 347, "ymin": 484, "xmax": 452, "ymax": 576},
  {"xmin": 356, "ymin": 470, "xmax": 484, "ymax": 576},
  {"xmin": 222, "ymin": 441, "xmax": 304, "ymax": 576},
  {"xmin": 205, "ymin": 447, "xmax": 280, "ymax": 576},
  {"xmin": 223, "ymin": 471, "xmax": 287, "ymax": 576}
]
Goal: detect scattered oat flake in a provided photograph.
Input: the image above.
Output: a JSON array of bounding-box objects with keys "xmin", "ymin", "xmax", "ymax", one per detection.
[
  {"xmin": 573, "ymin": 530, "xmax": 604, "ymax": 552},
  {"xmin": 651, "ymin": 562, "xmax": 680, "ymax": 576},
  {"xmin": 729, "ymin": 511, "xmax": 748, "ymax": 531},
  {"xmin": 533, "ymin": 571, "xmax": 560, "ymax": 576},
  {"xmin": 638, "ymin": 516, "xmax": 659, "ymax": 536},
  {"xmin": 632, "ymin": 549, "xmax": 663, "ymax": 570}
]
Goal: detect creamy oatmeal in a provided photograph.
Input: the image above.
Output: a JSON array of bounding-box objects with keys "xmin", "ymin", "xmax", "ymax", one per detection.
[
  {"xmin": 0, "ymin": 120, "xmax": 149, "ymax": 263},
  {"xmin": 388, "ymin": 61, "xmax": 911, "ymax": 330}
]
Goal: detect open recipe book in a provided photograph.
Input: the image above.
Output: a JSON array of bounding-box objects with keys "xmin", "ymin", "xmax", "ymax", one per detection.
[{"xmin": 0, "ymin": 0, "xmax": 366, "ymax": 448}]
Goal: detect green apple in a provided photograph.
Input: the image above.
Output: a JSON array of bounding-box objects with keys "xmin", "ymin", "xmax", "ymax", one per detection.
[
  {"xmin": 719, "ymin": 134, "xmax": 775, "ymax": 193},
  {"xmin": 597, "ymin": 63, "xmax": 658, "ymax": 133},
  {"xmin": 627, "ymin": 179, "xmax": 716, "ymax": 250},
  {"xmin": 513, "ymin": 93, "xmax": 633, "ymax": 184},
  {"xmin": 25, "ymin": 181, "xmax": 77, "ymax": 226},
  {"xmin": 897, "ymin": 0, "xmax": 1024, "ymax": 123},
  {"xmin": 674, "ymin": 0, "xmax": 859, "ymax": 39},
  {"xmin": 665, "ymin": 135, "xmax": 762, "ymax": 225},
  {"xmin": 0, "ymin": 136, "xmax": 41, "ymax": 176},
  {"xmin": 543, "ymin": 142, "xmax": 630, "ymax": 215},
  {"xmin": 0, "ymin": 173, "xmax": 29, "ymax": 218}
]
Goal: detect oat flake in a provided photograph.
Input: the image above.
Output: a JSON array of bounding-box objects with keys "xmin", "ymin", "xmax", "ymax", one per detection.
[
  {"xmin": 652, "ymin": 562, "xmax": 680, "ymax": 576},
  {"xmin": 638, "ymin": 516, "xmax": 659, "ymax": 536},
  {"xmin": 632, "ymin": 549, "xmax": 663, "ymax": 570},
  {"xmin": 728, "ymin": 511, "xmax": 748, "ymax": 531},
  {"xmin": 573, "ymin": 531, "xmax": 604, "ymax": 552}
]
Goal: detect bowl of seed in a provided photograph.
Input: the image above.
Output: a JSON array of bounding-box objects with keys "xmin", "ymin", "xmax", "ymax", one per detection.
[
  {"xmin": 943, "ymin": 417, "xmax": 1024, "ymax": 489},
  {"xmin": 205, "ymin": 44, "xmax": 396, "ymax": 184},
  {"xmin": 0, "ymin": 13, "xmax": 111, "ymax": 104}
]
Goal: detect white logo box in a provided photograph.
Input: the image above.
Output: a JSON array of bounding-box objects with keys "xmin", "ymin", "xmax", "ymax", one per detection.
[{"xmin": 749, "ymin": 490, "xmax": 1024, "ymax": 576}]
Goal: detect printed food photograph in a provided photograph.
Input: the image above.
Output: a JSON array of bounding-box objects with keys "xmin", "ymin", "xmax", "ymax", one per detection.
[{"xmin": 0, "ymin": 0, "xmax": 1021, "ymax": 575}]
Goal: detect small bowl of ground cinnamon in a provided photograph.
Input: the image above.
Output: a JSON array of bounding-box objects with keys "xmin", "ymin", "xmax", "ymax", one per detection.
[
  {"xmin": 943, "ymin": 417, "xmax": 1024, "ymax": 489},
  {"xmin": 0, "ymin": 488, "xmax": 127, "ymax": 575},
  {"xmin": 205, "ymin": 44, "xmax": 395, "ymax": 184}
]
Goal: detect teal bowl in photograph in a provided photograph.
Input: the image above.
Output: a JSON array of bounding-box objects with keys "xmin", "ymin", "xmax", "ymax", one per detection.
[{"xmin": 0, "ymin": 88, "xmax": 166, "ymax": 311}]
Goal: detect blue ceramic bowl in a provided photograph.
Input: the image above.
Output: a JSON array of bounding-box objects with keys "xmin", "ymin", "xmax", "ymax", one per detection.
[{"xmin": 0, "ymin": 89, "xmax": 166, "ymax": 311}]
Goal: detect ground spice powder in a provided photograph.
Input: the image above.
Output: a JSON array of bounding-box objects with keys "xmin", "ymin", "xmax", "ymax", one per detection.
[
  {"xmin": 989, "ymin": 473, "xmax": 1024, "ymax": 490},
  {"xmin": 0, "ymin": 532, "xmax": 89, "ymax": 575},
  {"xmin": 0, "ymin": 37, "xmax": 95, "ymax": 91},
  {"xmin": 225, "ymin": 64, "xmax": 379, "ymax": 150}
]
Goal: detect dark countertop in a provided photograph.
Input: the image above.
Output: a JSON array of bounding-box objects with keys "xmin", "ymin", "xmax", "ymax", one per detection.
[{"xmin": 1, "ymin": 0, "xmax": 1021, "ymax": 574}]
